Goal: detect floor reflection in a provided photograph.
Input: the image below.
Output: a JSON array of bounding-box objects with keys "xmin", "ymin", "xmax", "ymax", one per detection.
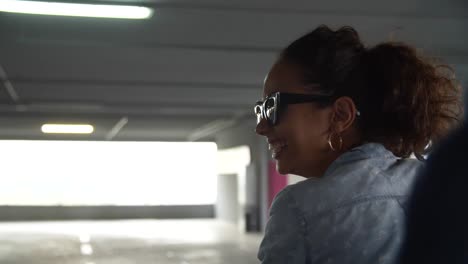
[{"xmin": 0, "ymin": 219, "xmax": 262, "ymax": 264}]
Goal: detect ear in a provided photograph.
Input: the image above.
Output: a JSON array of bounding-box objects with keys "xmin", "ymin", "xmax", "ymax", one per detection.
[{"xmin": 330, "ymin": 97, "xmax": 358, "ymax": 133}]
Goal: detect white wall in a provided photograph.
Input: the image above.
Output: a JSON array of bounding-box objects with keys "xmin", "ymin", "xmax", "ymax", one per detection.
[{"xmin": 0, "ymin": 140, "xmax": 218, "ymax": 206}]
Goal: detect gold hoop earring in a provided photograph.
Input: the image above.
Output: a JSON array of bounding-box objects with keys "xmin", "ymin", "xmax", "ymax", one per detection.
[{"xmin": 328, "ymin": 133, "xmax": 343, "ymax": 152}]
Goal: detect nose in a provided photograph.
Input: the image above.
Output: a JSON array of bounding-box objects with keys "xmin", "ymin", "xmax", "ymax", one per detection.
[{"xmin": 255, "ymin": 117, "xmax": 270, "ymax": 136}]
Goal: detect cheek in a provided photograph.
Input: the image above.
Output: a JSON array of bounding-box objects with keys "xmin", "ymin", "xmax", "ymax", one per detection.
[
  {"xmin": 288, "ymin": 111, "xmax": 330, "ymax": 151},
  {"xmin": 276, "ymin": 106, "xmax": 331, "ymax": 143}
]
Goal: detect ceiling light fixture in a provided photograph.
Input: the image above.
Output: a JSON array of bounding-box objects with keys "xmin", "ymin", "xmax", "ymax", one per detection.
[
  {"xmin": 41, "ymin": 124, "xmax": 94, "ymax": 134},
  {"xmin": 0, "ymin": 0, "xmax": 153, "ymax": 19}
]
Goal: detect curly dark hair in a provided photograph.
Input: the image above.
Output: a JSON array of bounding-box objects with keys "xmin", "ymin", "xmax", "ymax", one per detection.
[{"xmin": 281, "ymin": 25, "xmax": 463, "ymax": 158}]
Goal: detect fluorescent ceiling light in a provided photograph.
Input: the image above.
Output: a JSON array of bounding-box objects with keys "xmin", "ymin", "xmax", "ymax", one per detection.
[
  {"xmin": 0, "ymin": 0, "xmax": 153, "ymax": 19},
  {"xmin": 41, "ymin": 124, "xmax": 94, "ymax": 134}
]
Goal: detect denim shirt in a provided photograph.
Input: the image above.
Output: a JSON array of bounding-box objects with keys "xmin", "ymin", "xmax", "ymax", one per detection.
[{"xmin": 258, "ymin": 143, "xmax": 423, "ymax": 264}]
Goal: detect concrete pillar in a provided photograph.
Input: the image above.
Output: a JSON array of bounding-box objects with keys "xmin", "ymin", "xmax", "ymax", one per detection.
[{"xmin": 215, "ymin": 118, "xmax": 269, "ymax": 232}]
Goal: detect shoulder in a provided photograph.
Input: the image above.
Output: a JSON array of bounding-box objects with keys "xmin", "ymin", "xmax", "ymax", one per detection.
[
  {"xmin": 259, "ymin": 184, "xmax": 308, "ymax": 263},
  {"xmin": 284, "ymin": 152, "xmax": 423, "ymax": 217},
  {"xmin": 269, "ymin": 184, "xmax": 300, "ymax": 216}
]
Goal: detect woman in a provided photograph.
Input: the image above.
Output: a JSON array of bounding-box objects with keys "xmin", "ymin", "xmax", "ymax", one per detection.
[{"xmin": 254, "ymin": 25, "xmax": 462, "ymax": 264}]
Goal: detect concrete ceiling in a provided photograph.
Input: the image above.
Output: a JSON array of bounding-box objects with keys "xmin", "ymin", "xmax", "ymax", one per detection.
[{"xmin": 0, "ymin": 0, "xmax": 467, "ymax": 141}]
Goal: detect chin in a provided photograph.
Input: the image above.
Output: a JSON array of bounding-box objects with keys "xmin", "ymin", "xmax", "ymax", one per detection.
[{"xmin": 276, "ymin": 161, "xmax": 290, "ymax": 175}]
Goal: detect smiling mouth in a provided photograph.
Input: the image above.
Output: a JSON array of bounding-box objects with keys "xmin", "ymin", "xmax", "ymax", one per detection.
[{"xmin": 269, "ymin": 143, "xmax": 287, "ymax": 159}]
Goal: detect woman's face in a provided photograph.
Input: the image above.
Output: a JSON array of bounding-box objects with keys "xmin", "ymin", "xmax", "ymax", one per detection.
[{"xmin": 255, "ymin": 60, "xmax": 335, "ymax": 178}]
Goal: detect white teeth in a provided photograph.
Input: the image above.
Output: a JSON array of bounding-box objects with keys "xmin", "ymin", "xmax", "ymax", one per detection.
[
  {"xmin": 272, "ymin": 151, "xmax": 279, "ymax": 159},
  {"xmin": 272, "ymin": 148, "xmax": 284, "ymax": 159},
  {"xmin": 269, "ymin": 143, "xmax": 287, "ymax": 159}
]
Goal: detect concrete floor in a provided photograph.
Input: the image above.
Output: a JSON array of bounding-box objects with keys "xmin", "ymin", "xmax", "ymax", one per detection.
[{"xmin": 0, "ymin": 219, "xmax": 263, "ymax": 264}]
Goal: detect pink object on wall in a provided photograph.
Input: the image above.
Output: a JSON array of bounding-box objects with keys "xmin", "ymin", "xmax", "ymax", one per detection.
[{"xmin": 268, "ymin": 161, "xmax": 288, "ymax": 210}]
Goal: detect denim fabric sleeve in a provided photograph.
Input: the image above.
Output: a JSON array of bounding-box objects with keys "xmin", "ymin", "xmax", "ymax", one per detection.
[
  {"xmin": 307, "ymin": 198, "xmax": 404, "ymax": 264},
  {"xmin": 258, "ymin": 187, "xmax": 307, "ymax": 264}
]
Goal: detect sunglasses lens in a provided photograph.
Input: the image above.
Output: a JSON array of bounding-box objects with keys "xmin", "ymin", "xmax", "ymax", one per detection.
[
  {"xmin": 254, "ymin": 104, "xmax": 262, "ymax": 115},
  {"xmin": 254, "ymin": 96, "xmax": 278, "ymax": 125},
  {"xmin": 254, "ymin": 104, "xmax": 262, "ymax": 124},
  {"xmin": 265, "ymin": 97, "xmax": 276, "ymax": 123},
  {"xmin": 265, "ymin": 97, "xmax": 276, "ymax": 109}
]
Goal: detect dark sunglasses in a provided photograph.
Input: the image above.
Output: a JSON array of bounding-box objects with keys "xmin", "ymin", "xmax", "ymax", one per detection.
[{"xmin": 254, "ymin": 92, "xmax": 334, "ymax": 126}]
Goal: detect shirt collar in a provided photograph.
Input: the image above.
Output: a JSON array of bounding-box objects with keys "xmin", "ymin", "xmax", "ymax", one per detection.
[{"xmin": 322, "ymin": 143, "xmax": 396, "ymax": 178}]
